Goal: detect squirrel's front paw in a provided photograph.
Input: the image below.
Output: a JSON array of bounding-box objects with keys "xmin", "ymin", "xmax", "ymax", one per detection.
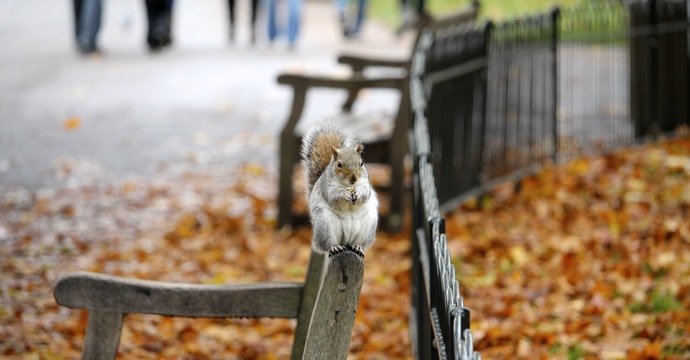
[{"xmin": 345, "ymin": 187, "xmax": 359, "ymax": 204}]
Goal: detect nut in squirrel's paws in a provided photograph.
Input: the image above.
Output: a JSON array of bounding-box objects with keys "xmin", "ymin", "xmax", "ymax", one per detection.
[{"xmin": 346, "ymin": 187, "xmax": 358, "ymax": 204}]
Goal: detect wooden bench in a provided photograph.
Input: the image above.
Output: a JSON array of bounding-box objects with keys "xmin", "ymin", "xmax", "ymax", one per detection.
[
  {"xmin": 276, "ymin": 1, "xmax": 480, "ymax": 232},
  {"xmin": 54, "ymin": 249, "xmax": 363, "ymax": 360}
]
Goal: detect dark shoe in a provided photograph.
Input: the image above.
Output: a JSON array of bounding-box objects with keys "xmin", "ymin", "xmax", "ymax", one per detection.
[
  {"xmin": 147, "ymin": 16, "xmax": 173, "ymax": 51},
  {"xmin": 77, "ymin": 44, "xmax": 102, "ymax": 57},
  {"xmin": 147, "ymin": 35, "xmax": 172, "ymax": 52},
  {"xmin": 343, "ymin": 27, "xmax": 360, "ymax": 39}
]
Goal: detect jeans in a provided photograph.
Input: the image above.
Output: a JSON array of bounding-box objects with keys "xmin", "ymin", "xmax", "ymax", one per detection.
[
  {"xmin": 145, "ymin": 0, "xmax": 174, "ymax": 50},
  {"xmin": 335, "ymin": 0, "xmax": 366, "ymax": 34},
  {"xmin": 267, "ymin": 0, "xmax": 303, "ymax": 45},
  {"xmin": 73, "ymin": 0, "xmax": 102, "ymax": 51}
]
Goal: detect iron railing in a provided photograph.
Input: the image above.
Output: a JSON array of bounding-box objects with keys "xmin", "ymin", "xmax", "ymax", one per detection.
[
  {"xmin": 409, "ymin": 25, "xmax": 485, "ymax": 360},
  {"xmin": 628, "ymin": 0, "xmax": 689, "ymax": 137},
  {"xmin": 485, "ymin": 9, "xmax": 559, "ymax": 182},
  {"xmin": 559, "ymin": 1, "xmax": 635, "ymax": 156},
  {"xmin": 408, "ymin": 1, "xmax": 688, "ymax": 358}
]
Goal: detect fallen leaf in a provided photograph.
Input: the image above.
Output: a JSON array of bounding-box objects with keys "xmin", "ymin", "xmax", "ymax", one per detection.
[{"xmin": 63, "ymin": 117, "xmax": 81, "ymax": 130}]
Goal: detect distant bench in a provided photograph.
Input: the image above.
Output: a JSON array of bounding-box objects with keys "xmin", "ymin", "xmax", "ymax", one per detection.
[{"xmin": 276, "ymin": 1, "xmax": 480, "ymax": 232}]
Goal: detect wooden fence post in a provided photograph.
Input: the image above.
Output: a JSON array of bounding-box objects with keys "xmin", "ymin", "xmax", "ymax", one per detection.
[{"xmin": 301, "ymin": 251, "xmax": 364, "ymax": 360}]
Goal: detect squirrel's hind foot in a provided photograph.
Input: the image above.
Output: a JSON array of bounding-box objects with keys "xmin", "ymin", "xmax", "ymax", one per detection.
[
  {"xmin": 328, "ymin": 245, "xmax": 347, "ymax": 258},
  {"xmin": 327, "ymin": 245, "xmax": 364, "ymax": 259},
  {"xmin": 347, "ymin": 245, "xmax": 365, "ymax": 259}
]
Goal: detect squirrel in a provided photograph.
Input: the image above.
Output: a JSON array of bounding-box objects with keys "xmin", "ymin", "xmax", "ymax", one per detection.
[{"xmin": 301, "ymin": 123, "xmax": 379, "ymax": 259}]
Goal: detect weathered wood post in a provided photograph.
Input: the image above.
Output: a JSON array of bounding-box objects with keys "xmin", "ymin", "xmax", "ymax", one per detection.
[
  {"xmin": 81, "ymin": 311, "xmax": 123, "ymax": 360},
  {"xmin": 301, "ymin": 250, "xmax": 365, "ymax": 360}
]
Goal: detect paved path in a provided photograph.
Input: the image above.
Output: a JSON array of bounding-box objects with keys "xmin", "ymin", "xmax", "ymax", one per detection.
[{"xmin": 0, "ymin": 0, "xmax": 412, "ymax": 190}]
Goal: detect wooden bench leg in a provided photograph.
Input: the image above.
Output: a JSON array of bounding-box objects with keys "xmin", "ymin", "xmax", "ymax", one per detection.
[
  {"xmin": 388, "ymin": 94, "xmax": 411, "ymax": 232},
  {"xmin": 278, "ymin": 86, "xmax": 307, "ymax": 229},
  {"xmin": 388, "ymin": 151, "xmax": 405, "ymax": 232},
  {"xmin": 82, "ymin": 311, "xmax": 123, "ymax": 360},
  {"xmin": 278, "ymin": 143, "xmax": 296, "ymax": 228}
]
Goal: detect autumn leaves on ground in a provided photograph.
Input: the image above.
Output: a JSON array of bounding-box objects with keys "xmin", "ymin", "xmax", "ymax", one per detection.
[{"xmin": 2, "ymin": 137, "xmax": 690, "ymax": 359}]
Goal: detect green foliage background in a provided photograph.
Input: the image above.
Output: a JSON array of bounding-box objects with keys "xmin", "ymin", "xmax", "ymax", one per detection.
[{"xmin": 368, "ymin": 0, "xmax": 591, "ymax": 27}]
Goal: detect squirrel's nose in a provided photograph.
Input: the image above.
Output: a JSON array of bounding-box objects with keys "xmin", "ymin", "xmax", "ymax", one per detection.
[{"xmin": 349, "ymin": 175, "xmax": 357, "ymax": 184}]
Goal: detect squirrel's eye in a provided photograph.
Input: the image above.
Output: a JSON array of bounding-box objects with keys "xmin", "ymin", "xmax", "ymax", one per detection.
[
  {"xmin": 360, "ymin": 161, "xmax": 363, "ymax": 167},
  {"xmin": 337, "ymin": 161, "xmax": 342, "ymax": 168}
]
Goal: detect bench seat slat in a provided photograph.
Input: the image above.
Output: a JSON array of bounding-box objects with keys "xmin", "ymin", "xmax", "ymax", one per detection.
[
  {"xmin": 54, "ymin": 271, "xmax": 303, "ymax": 319},
  {"xmin": 277, "ymin": 74, "xmax": 405, "ymax": 90}
]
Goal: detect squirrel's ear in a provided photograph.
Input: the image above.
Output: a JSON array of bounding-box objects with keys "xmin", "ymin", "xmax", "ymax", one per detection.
[
  {"xmin": 330, "ymin": 145, "xmax": 340, "ymax": 158},
  {"xmin": 355, "ymin": 143, "xmax": 364, "ymax": 154}
]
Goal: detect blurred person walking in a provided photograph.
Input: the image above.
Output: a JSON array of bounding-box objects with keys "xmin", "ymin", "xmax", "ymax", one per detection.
[
  {"xmin": 227, "ymin": 0, "xmax": 260, "ymax": 44},
  {"xmin": 334, "ymin": 0, "xmax": 367, "ymax": 38},
  {"xmin": 396, "ymin": 0, "xmax": 427, "ymax": 35},
  {"xmin": 145, "ymin": 0, "xmax": 174, "ymax": 51},
  {"xmin": 267, "ymin": 0, "xmax": 303, "ymax": 49},
  {"xmin": 73, "ymin": 0, "xmax": 103, "ymax": 55}
]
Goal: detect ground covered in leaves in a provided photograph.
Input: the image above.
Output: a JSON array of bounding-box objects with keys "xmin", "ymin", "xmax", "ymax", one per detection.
[
  {"xmin": 1, "ymin": 137, "xmax": 689, "ymax": 359},
  {"xmin": 0, "ymin": 162, "xmax": 411, "ymax": 360},
  {"xmin": 448, "ymin": 137, "xmax": 690, "ymax": 359}
]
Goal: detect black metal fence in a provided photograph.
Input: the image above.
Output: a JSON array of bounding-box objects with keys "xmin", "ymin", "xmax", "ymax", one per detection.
[
  {"xmin": 559, "ymin": 0, "xmax": 689, "ymax": 156},
  {"xmin": 424, "ymin": 0, "xmax": 689, "ymax": 210},
  {"xmin": 485, "ymin": 9, "xmax": 559, "ymax": 182},
  {"xmin": 408, "ymin": 1, "xmax": 688, "ymax": 358},
  {"xmin": 409, "ymin": 26, "xmax": 484, "ymax": 360},
  {"xmin": 628, "ymin": 0, "xmax": 689, "ymax": 137},
  {"xmin": 558, "ymin": 1, "xmax": 633, "ymax": 156},
  {"xmin": 425, "ymin": 21, "xmax": 492, "ymax": 209}
]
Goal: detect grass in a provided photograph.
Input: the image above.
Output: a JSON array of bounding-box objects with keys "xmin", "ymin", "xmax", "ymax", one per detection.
[
  {"xmin": 368, "ymin": 0, "xmax": 587, "ymax": 29},
  {"xmin": 568, "ymin": 344, "xmax": 587, "ymax": 360},
  {"xmin": 630, "ymin": 290, "xmax": 682, "ymax": 314}
]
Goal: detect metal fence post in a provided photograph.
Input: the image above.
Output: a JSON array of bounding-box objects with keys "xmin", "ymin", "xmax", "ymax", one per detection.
[{"xmin": 551, "ymin": 7, "xmax": 560, "ymax": 162}]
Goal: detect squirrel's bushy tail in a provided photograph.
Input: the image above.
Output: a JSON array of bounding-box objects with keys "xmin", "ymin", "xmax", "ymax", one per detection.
[{"xmin": 301, "ymin": 123, "xmax": 356, "ymax": 195}]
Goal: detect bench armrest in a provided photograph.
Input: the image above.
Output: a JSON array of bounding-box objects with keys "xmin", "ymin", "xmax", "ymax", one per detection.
[
  {"xmin": 337, "ymin": 55, "xmax": 410, "ymax": 72},
  {"xmin": 54, "ymin": 271, "xmax": 304, "ymax": 318}
]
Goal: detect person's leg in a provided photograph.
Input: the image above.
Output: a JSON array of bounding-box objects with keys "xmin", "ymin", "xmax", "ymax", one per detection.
[
  {"xmin": 250, "ymin": 0, "xmax": 259, "ymax": 43},
  {"xmin": 396, "ymin": 0, "xmax": 418, "ymax": 35},
  {"xmin": 417, "ymin": 0, "xmax": 425, "ymax": 16},
  {"xmin": 165, "ymin": 0, "xmax": 174, "ymax": 44},
  {"xmin": 145, "ymin": 0, "xmax": 172, "ymax": 50},
  {"xmin": 334, "ymin": 0, "xmax": 346, "ymax": 35},
  {"xmin": 334, "ymin": 0, "xmax": 345, "ymax": 17},
  {"xmin": 227, "ymin": 0, "xmax": 235, "ymax": 40},
  {"xmin": 77, "ymin": 0, "xmax": 102, "ymax": 53},
  {"xmin": 73, "ymin": 0, "xmax": 83, "ymax": 39},
  {"xmin": 287, "ymin": 0, "xmax": 302, "ymax": 46},
  {"xmin": 267, "ymin": 0, "xmax": 277, "ymax": 42},
  {"xmin": 353, "ymin": 0, "xmax": 366, "ymax": 34}
]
